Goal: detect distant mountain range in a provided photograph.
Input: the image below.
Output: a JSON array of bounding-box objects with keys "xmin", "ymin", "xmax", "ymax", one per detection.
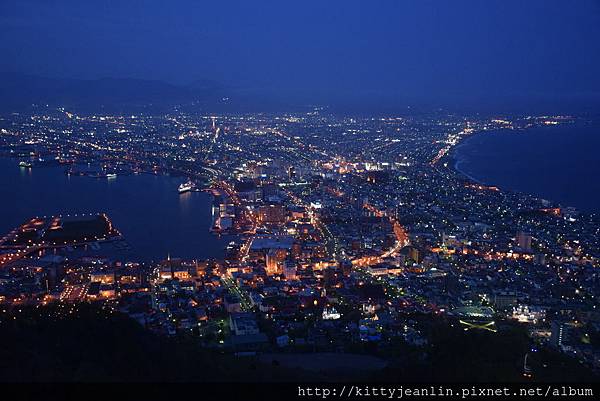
[
  {"xmin": 0, "ymin": 73, "xmax": 227, "ymax": 112},
  {"xmin": 5, "ymin": 73, "xmax": 596, "ymax": 116}
]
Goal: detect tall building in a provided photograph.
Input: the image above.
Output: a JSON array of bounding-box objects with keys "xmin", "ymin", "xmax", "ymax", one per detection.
[
  {"xmin": 516, "ymin": 231, "xmax": 533, "ymax": 252},
  {"xmin": 551, "ymin": 320, "xmax": 570, "ymax": 348},
  {"xmin": 401, "ymin": 245, "xmax": 421, "ymax": 263},
  {"xmin": 493, "ymin": 291, "xmax": 518, "ymax": 310},
  {"xmin": 266, "ymin": 248, "xmax": 287, "ymax": 275},
  {"xmin": 283, "ymin": 260, "xmax": 297, "ymax": 280}
]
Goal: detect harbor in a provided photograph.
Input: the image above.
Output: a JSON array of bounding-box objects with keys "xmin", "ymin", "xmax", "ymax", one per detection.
[{"xmin": 0, "ymin": 157, "xmax": 228, "ymax": 262}]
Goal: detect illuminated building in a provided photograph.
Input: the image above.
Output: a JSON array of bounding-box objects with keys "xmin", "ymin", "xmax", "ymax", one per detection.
[
  {"xmin": 89, "ymin": 270, "xmax": 115, "ymax": 284},
  {"xmin": 512, "ymin": 305, "xmax": 546, "ymax": 324},
  {"xmin": 551, "ymin": 321, "xmax": 570, "ymax": 348},
  {"xmin": 322, "ymin": 306, "xmax": 341, "ymax": 320},
  {"xmin": 258, "ymin": 204, "xmax": 287, "ymax": 225},
  {"xmin": 266, "ymin": 248, "xmax": 287, "ymax": 275}
]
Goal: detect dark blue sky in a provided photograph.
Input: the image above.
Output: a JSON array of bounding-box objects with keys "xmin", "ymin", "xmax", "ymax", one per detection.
[{"xmin": 1, "ymin": 0, "xmax": 599, "ymax": 109}]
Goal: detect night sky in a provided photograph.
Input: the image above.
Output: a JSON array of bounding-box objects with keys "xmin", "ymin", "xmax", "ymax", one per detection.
[{"xmin": 1, "ymin": 0, "xmax": 599, "ymax": 109}]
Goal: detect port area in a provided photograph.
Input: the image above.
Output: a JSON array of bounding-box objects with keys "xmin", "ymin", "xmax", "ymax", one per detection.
[
  {"xmin": 206, "ymin": 184, "xmax": 254, "ymax": 236},
  {"xmin": 0, "ymin": 213, "xmax": 123, "ymax": 267}
]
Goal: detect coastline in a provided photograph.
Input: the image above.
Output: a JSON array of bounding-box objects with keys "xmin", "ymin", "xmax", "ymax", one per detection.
[
  {"xmin": 450, "ymin": 154, "xmax": 486, "ymax": 186},
  {"xmin": 448, "ymin": 125, "xmax": 549, "ymax": 179},
  {"xmin": 444, "ymin": 121, "xmax": 600, "ymax": 214},
  {"xmin": 446, "ymin": 129, "xmax": 493, "ymax": 186}
]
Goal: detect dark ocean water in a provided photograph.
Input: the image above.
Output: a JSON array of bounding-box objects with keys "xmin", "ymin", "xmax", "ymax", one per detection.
[
  {"xmin": 0, "ymin": 158, "xmax": 227, "ymax": 261},
  {"xmin": 454, "ymin": 122, "xmax": 600, "ymax": 213}
]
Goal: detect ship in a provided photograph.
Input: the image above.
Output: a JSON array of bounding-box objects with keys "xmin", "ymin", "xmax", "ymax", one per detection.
[
  {"xmin": 19, "ymin": 161, "xmax": 32, "ymax": 168},
  {"xmin": 178, "ymin": 180, "xmax": 196, "ymax": 194}
]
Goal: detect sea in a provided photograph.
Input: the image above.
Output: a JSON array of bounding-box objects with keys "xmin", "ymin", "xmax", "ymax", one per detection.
[
  {"xmin": 454, "ymin": 121, "xmax": 600, "ymax": 214},
  {"xmin": 0, "ymin": 158, "xmax": 228, "ymax": 261}
]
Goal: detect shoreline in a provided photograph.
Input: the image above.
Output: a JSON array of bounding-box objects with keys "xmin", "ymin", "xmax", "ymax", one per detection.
[
  {"xmin": 452, "ymin": 155, "xmax": 487, "ymax": 186},
  {"xmin": 444, "ymin": 122, "xmax": 600, "ymax": 214},
  {"xmin": 446, "ymin": 129, "xmax": 491, "ymax": 186},
  {"xmin": 447, "ymin": 125, "xmax": 548, "ymax": 180}
]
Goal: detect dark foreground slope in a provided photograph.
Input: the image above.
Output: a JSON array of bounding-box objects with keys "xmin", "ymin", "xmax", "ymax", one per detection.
[
  {"xmin": 0, "ymin": 303, "xmax": 299, "ymax": 382},
  {"xmin": 0, "ymin": 304, "xmax": 596, "ymax": 383}
]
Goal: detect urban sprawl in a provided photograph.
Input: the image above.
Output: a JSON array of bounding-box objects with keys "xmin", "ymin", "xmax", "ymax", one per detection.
[{"xmin": 0, "ymin": 108, "xmax": 598, "ymax": 377}]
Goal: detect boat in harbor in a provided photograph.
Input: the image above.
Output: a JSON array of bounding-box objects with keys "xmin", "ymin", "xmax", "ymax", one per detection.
[
  {"xmin": 19, "ymin": 161, "xmax": 32, "ymax": 168},
  {"xmin": 178, "ymin": 180, "xmax": 196, "ymax": 193}
]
